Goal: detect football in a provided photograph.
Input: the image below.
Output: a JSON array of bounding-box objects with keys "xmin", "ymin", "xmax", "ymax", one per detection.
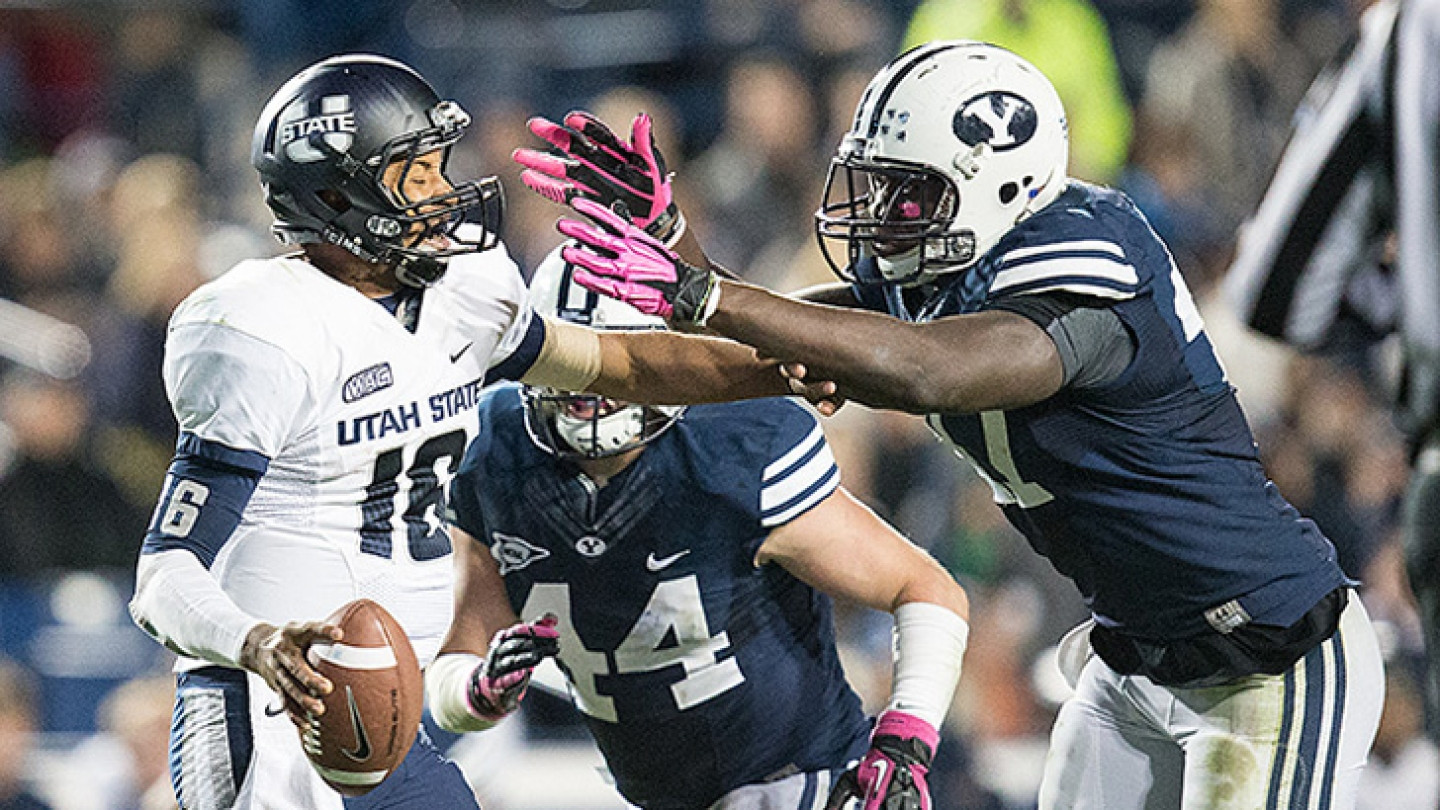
[{"xmin": 299, "ymin": 598, "xmax": 423, "ymax": 797}]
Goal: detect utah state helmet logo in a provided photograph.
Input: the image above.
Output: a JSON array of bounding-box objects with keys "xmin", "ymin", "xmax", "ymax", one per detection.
[{"xmin": 952, "ymin": 91, "xmax": 1038, "ymax": 152}]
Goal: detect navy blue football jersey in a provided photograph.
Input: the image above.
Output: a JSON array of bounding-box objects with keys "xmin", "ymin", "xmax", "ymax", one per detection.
[
  {"xmin": 447, "ymin": 386, "xmax": 868, "ymax": 809},
  {"xmin": 857, "ymin": 182, "xmax": 1350, "ymax": 639}
]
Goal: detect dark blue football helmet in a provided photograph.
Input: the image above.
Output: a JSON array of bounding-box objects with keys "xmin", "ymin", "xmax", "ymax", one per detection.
[{"xmin": 251, "ymin": 54, "xmax": 502, "ymax": 287}]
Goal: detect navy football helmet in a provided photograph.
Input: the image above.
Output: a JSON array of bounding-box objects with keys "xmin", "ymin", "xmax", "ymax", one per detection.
[
  {"xmin": 817, "ymin": 41, "xmax": 1069, "ymax": 288},
  {"xmin": 522, "ymin": 247, "xmax": 683, "ymax": 459},
  {"xmin": 251, "ymin": 54, "xmax": 502, "ymax": 287}
]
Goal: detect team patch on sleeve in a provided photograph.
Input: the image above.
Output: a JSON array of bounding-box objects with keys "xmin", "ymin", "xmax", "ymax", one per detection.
[
  {"xmin": 989, "ymin": 239, "xmax": 1140, "ymax": 300},
  {"xmin": 759, "ymin": 421, "xmax": 840, "ymax": 528}
]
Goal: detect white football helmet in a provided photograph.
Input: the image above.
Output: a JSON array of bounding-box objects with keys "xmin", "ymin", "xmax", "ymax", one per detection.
[
  {"xmin": 522, "ymin": 247, "xmax": 684, "ymax": 459},
  {"xmin": 817, "ymin": 41, "xmax": 1069, "ymax": 287}
]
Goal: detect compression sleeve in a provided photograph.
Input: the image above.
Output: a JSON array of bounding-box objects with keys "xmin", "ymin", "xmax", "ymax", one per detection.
[
  {"xmin": 142, "ymin": 433, "xmax": 266, "ymax": 567},
  {"xmin": 130, "ymin": 549, "xmax": 263, "ymax": 669},
  {"xmin": 991, "ymin": 293, "xmax": 1135, "ymax": 389}
]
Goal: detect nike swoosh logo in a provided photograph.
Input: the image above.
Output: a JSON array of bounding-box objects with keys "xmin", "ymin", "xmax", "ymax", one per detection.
[
  {"xmin": 340, "ymin": 686, "xmax": 372, "ymax": 762},
  {"xmin": 263, "ymin": 702, "xmax": 286, "ymax": 718},
  {"xmin": 645, "ymin": 549, "xmax": 690, "ymax": 572},
  {"xmin": 868, "ymin": 758, "xmax": 889, "ymax": 787},
  {"xmin": 449, "ymin": 342, "xmax": 473, "ymax": 363}
]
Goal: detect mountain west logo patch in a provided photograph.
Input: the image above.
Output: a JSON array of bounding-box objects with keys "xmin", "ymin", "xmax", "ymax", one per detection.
[
  {"xmin": 952, "ymin": 91, "xmax": 1038, "ymax": 152},
  {"xmin": 279, "ymin": 94, "xmax": 355, "ymax": 163},
  {"xmin": 342, "ymin": 363, "xmax": 393, "ymax": 403},
  {"xmin": 491, "ymin": 533, "xmax": 550, "ymax": 575}
]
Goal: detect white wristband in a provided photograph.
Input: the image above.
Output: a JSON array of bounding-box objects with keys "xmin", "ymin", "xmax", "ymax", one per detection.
[
  {"xmin": 887, "ymin": 602, "xmax": 970, "ymax": 729},
  {"xmin": 426, "ymin": 652, "xmax": 499, "ymax": 733}
]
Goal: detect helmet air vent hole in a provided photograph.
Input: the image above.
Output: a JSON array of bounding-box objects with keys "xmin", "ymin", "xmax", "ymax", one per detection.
[
  {"xmin": 1023, "ymin": 176, "xmax": 1034, "ymax": 186},
  {"xmin": 999, "ymin": 182, "xmax": 1019, "ymax": 205},
  {"xmin": 316, "ymin": 189, "xmax": 351, "ymax": 214}
]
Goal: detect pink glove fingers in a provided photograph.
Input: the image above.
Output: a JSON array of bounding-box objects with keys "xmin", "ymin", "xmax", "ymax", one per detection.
[
  {"xmin": 526, "ymin": 116, "xmax": 575, "ymax": 151},
  {"xmin": 564, "ymin": 111, "xmax": 631, "ymax": 163},
  {"xmin": 570, "ymin": 197, "xmax": 632, "ymax": 233},
  {"xmin": 519, "ymin": 170, "xmax": 574, "ymax": 204},
  {"xmin": 555, "ymin": 218, "xmax": 622, "ymax": 255},
  {"xmin": 560, "ymin": 244, "xmax": 616, "ymax": 276},
  {"xmin": 511, "ymin": 147, "xmax": 568, "ymax": 175},
  {"xmin": 569, "ymin": 266, "xmax": 674, "ymax": 319}
]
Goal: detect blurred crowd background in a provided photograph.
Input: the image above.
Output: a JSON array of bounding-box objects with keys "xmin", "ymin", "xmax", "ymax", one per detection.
[{"xmin": 0, "ymin": 0, "xmax": 1435, "ymax": 808}]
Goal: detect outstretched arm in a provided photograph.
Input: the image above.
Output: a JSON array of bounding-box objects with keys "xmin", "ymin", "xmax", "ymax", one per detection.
[
  {"xmin": 709, "ymin": 281, "xmax": 1062, "ymax": 413},
  {"xmin": 520, "ymin": 316, "xmax": 842, "ymax": 413},
  {"xmin": 554, "ymin": 199, "xmax": 1063, "ymax": 414}
]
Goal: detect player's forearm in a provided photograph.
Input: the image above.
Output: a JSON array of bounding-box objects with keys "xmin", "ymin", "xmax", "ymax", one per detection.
[
  {"xmin": 709, "ymin": 281, "xmax": 1058, "ymax": 413},
  {"xmin": 593, "ymin": 330, "xmax": 787, "ymax": 405}
]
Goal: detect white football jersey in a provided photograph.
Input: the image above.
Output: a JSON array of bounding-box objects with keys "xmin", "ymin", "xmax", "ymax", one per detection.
[{"xmin": 163, "ymin": 243, "xmax": 536, "ymax": 669}]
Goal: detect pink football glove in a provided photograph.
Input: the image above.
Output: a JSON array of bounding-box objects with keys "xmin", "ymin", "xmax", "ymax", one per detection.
[
  {"xmin": 825, "ymin": 710, "xmax": 939, "ymax": 810},
  {"xmin": 467, "ymin": 615, "xmax": 560, "ymax": 720},
  {"xmin": 558, "ymin": 197, "xmax": 717, "ymax": 324},
  {"xmin": 513, "ymin": 111, "xmax": 680, "ymax": 240}
]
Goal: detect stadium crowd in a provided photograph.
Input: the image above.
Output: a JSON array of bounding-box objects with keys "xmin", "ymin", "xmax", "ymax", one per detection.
[{"xmin": 0, "ymin": 1, "xmax": 1434, "ymax": 808}]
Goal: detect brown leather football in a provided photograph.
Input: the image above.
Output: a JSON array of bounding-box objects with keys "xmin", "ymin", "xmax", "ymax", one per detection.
[{"xmin": 299, "ymin": 598, "xmax": 422, "ymax": 796}]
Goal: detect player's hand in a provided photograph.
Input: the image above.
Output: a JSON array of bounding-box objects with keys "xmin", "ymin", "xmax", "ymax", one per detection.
[
  {"xmin": 240, "ymin": 621, "xmax": 342, "ymax": 724},
  {"xmin": 559, "ymin": 197, "xmax": 718, "ymax": 325},
  {"xmin": 779, "ymin": 361, "xmax": 845, "ymax": 416},
  {"xmin": 825, "ymin": 710, "xmax": 939, "ymax": 810},
  {"xmin": 467, "ymin": 615, "xmax": 560, "ymax": 720},
  {"xmin": 514, "ymin": 111, "xmax": 682, "ymax": 242}
]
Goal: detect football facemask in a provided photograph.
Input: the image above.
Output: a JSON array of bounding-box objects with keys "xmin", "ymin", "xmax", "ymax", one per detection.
[{"xmin": 522, "ymin": 389, "xmax": 683, "ymax": 460}]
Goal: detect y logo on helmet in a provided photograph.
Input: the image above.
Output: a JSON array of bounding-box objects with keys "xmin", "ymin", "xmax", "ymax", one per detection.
[
  {"xmin": 952, "ymin": 92, "xmax": 1038, "ymax": 152},
  {"xmin": 279, "ymin": 94, "xmax": 355, "ymax": 163}
]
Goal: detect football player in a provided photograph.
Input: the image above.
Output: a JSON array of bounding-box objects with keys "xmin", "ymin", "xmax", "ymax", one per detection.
[
  {"xmin": 524, "ymin": 42, "xmax": 1388, "ymax": 810},
  {"xmin": 128, "ymin": 54, "xmax": 823, "ymax": 810},
  {"xmin": 425, "ymin": 250, "xmax": 970, "ymax": 810}
]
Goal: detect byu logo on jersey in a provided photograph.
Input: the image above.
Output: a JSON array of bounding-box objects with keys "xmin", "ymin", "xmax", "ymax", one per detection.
[
  {"xmin": 279, "ymin": 94, "xmax": 355, "ymax": 163},
  {"xmin": 953, "ymin": 92, "xmax": 1037, "ymax": 152},
  {"xmin": 491, "ymin": 533, "xmax": 550, "ymax": 575},
  {"xmin": 574, "ymin": 535, "xmax": 608, "ymax": 558}
]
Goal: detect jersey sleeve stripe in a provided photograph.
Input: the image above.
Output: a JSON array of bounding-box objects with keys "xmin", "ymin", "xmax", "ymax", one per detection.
[
  {"xmin": 175, "ymin": 431, "xmax": 270, "ymax": 475},
  {"xmin": 763, "ymin": 422, "xmax": 825, "ymax": 483},
  {"xmin": 992, "ymin": 253, "xmax": 1140, "ymax": 299},
  {"xmin": 761, "ymin": 440, "xmax": 837, "ymax": 512},
  {"xmin": 990, "ymin": 275, "xmax": 1138, "ymax": 300},
  {"xmin": 1002, "ymin": 239, "xmax": 1126, "ymax": 263},
  {"xmin": 484, "ymin": 313, "xmax": 547, "ymax": 384},
  {"xmin": 760, "ymin": 465, "xmax": 840, "ymax": 527}
]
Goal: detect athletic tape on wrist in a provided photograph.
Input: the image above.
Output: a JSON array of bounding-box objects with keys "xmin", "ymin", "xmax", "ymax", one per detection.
[
  {"xmin": 887, "ymin": 601, "xmax": 969, "ymax": 729},
  {"xmin": 425, "ymin": 652, "xmax": 500, "ymax": 733}
]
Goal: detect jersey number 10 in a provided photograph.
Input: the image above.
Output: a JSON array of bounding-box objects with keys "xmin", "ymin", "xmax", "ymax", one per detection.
[{"xmin": 359, "ymin": 429, "xmax": 467, "ymax": 561}]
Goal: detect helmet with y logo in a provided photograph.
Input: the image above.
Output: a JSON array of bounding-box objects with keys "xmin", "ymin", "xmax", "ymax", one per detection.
[{"xmin": 817, "ymin": 41, "xmax": 1069, "ymax": 287}]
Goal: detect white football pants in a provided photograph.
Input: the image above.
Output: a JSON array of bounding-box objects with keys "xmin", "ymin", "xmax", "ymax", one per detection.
[{"xmin": 1039, "ymin": 594, "xmax": 1384, "ymax": 810}]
